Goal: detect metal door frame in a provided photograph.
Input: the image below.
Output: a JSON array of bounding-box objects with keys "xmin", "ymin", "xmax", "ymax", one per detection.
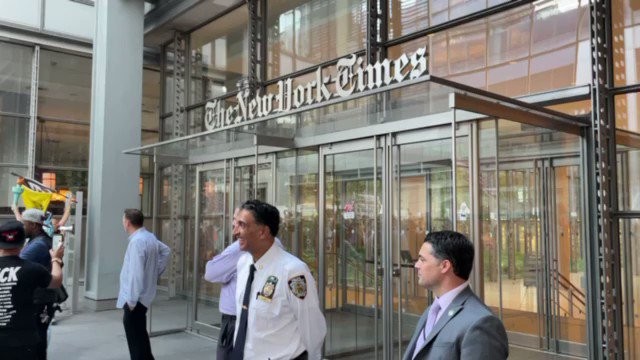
[{"xmin": 191, "ymin": 160, "xmax": 228, "ymax": 337}]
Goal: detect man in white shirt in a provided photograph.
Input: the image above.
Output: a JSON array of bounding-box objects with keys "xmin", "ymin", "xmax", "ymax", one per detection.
[
  {"xmin": 117, "ymin": 209, "xmax": 171, "ymax": 360},
  {"xmin": 231, "ymin": 200, "xmax": 326, "ymax": 360},
  {"xmin": 402, "ymin": 231, "xmax": 508, "ymax": 360},
  {"xmin": 204, "ymin": 208, "xmax": 283, "ymax": 360}
]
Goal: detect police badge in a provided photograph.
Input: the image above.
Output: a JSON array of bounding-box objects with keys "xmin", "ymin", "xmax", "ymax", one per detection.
[
  {"xmin": 288, "ymin": 275, "xmax": 307, "ymax": 300},
  {"xmin": 257, "ymin": 275, "xmax": 278, "ymax": 302}
]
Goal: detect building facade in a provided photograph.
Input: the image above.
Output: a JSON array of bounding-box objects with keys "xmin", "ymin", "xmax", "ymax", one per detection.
[{"xmin": 1, "ymin": 0, "xmax": 639, "ymax": 359}]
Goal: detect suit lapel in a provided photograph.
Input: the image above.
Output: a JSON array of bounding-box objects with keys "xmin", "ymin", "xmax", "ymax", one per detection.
[
  {"xmin": 404, "ymin": 307, "xmax": 431, "ymax": 360},
  {"xmin": 416, "ymin": 287, "xmax": 474, "ymax": 357}
]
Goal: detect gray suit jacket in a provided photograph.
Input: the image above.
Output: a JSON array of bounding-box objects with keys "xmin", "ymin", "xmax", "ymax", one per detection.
[{"xmin": 402, "ymin": 287, "xmax": 508, "ymax": 360}]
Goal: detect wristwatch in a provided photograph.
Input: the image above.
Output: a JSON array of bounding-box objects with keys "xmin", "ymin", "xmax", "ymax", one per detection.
[{"xmin": 51, "ymin": 258, "xmax": 64, "ymax": 268}]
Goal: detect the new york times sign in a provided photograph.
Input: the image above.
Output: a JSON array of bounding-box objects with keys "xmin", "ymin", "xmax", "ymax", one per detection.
[{"xmin": 204, "ymin": 47, "xmax": 427, "ymax": 131}]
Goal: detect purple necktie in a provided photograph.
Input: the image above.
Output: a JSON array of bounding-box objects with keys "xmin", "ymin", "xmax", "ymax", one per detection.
[{"xmin": 413, "ymin": 300, "xmax": 441, "ymax": 359}]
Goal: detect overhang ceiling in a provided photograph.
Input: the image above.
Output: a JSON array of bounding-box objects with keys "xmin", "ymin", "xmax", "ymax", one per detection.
[{"xmin": 144, "ymin": 0, "xmax": 243, "ymax": 47}]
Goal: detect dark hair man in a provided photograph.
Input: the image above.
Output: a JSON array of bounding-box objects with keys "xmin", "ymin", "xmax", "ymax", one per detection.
[
  {"xmin": 203, "ymin": 208, "xmax": 283, "ymax": 360},
  {"xmin": 20, "ymin": 208, "xmax": 59, "ymax": 360},
  {"xmin": 118, "ymin": 209, "xmax": 171, "ymax": 360},
  {"xmin": 0, "ymin": 221, "xmax": 64, "ymax": 360},
  {"xmin": 403, "ymin": 231, "xmax": 508, "ymax": 360},
  {"xmin": 230, "ymin": 200, "xmax": 326, "ymax": 360}
]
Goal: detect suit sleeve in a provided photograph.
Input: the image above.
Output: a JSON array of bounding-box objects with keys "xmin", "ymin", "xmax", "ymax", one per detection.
[
  {"xmin": 460, "ymin": 315, "xmax": 509, "ymax": 360},
  {"xmin": 286, "ymin": 266, "xmax": 327, "ymax": 360}
]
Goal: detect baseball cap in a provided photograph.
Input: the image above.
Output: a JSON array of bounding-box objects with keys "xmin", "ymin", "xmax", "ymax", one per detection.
[
  {"xmin": 0, "ymin": 221, "xmax": 26, "ymax": 249},
  {"xmin": 22, "ymin": 208, "xmax": 45, "ymax": 224}
]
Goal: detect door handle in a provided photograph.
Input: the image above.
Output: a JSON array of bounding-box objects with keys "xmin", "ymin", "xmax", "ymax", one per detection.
[{"xmin": 392, "ymin": 267, "xmax": 401, "ymax": 277}]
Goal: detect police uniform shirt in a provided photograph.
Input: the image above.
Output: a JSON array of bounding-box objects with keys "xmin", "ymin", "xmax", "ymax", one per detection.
[{"xmin": 234, "ymin": 242, "xmax": 327, "ymax": 360}]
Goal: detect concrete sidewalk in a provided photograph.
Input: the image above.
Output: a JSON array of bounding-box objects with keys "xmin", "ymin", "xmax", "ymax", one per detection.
[{"xmin": 47, "ymin": 309, "xmax": 215, "ymax": 360}]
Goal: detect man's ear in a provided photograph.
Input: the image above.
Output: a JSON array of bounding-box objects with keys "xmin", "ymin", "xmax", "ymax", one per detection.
[{"xmin": 441, "ymin": 259, "xmax": 453, "ymax": 274}]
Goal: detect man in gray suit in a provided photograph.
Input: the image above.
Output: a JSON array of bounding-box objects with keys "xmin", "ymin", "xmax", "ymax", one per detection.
[{"xmin": 403, "ymin": 231, "xmax": 508, "ymax": 360}]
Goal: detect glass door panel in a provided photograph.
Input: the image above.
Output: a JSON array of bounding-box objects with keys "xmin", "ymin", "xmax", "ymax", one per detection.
[
  {"xmin": 323, "ymin": 145, "xmax": 382, "ymax": 358},
  {"xmin": 194, "ymin": 163, "xmax": 229, "ymax": 336},
  {"xmin": 392, "ymin": 135, "xmax": 453, "ymax": 358}
]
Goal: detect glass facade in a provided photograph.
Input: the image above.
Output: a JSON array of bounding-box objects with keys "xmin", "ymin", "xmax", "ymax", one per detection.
[{"xmin": 143, "ymin": 0, "xmax": 640, "ymax": 357}]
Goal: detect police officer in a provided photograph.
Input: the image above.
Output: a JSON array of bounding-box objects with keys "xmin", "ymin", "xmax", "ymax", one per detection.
[
  {"xmin": 231, "ymin": 200, "xmax": 326, "ymax": 360},
  {"xmin": 0, "ymin": 221, "xmax": 64, "ymax": 360}
]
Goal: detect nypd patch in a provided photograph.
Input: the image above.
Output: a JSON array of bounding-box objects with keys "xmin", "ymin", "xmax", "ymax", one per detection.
[{"xmin": 288, "ymin": 275, "xmax": 307, "ymax": 300}]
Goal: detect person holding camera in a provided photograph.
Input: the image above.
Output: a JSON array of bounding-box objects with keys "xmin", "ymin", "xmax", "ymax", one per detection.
[{"xmin": 0, "ymin": 221, "xmax": 64, "ymax": 360}]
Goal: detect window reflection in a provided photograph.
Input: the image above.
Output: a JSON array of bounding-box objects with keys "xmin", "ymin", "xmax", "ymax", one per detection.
[
  {"xmin": 190, "ymin": 6, "xmax": 248, "ymax": 104},
  {"xmin": 266, "ymin": 0, "xmax": 366, "ymax": 79},
  {"xmin": 612, "ymin": 0, "xmax": 640, "ymax": 86},
  {"xmin": 388, "ymin": 0, "xmax": 510, "ymax": 39},
  {"xmin": 0, "ymin": 42, "xmax": 33, "ymax": 115},
  {"xmin": 38, "ymin": 50, "xmax": 92, "ymax": 122},
  {"xmin": 36, "ymin": 121, "xmax": 90, "ymax": 168},
  {"xmin": 388, "ymin": 0, "xmax": 590, "ymax": 97}
]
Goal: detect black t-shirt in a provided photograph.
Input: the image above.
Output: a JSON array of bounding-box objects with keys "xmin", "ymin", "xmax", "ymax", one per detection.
[{"xmin": 0, "ymin": 255, "xmax": 51, "ymax": 347}]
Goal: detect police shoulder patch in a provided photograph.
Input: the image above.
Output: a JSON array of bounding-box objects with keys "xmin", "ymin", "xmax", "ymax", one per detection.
[{"xmin": 288, "ymin": 275, "xmax": 307, "ymax": 300}]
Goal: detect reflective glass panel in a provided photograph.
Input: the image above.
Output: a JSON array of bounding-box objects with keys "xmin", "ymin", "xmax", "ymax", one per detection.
[
  {"xmin": 38, "ymin": 50, "xmax": 92, "ymax": 121},
  {"xmin": 36, "ymin": 121, "xmax": 90, "ymax": 168},
  {"xmin": 615, "ymin": 93, "xmax": 640, "ymax": 134},
  {"xmin": 388, "ymin": 0, "xmax": 590, "ymax": 97},
  {"xmin": 617, "ymin": 130, "xmax": 640, "ymax": 211},
  {"xmin": 266, "ymin": 0, "xmax": 367, "ymax": 79},
  {"xmin": 620, "ymin": 218, "xmax": 640, "ymax": 359},
  {"xmin": 190, "ymin": 6, "xmax": 248, "ymax": 103},
  {"xmin": 0, "ymin": 116, "xmax": 29, "ymax": 165},
  {"xmin": 612, "ymin": 0, "xmax": 640, "ymax": 86},
  {"xmin": 143, "ymin": 68, "xmax": 160, "ymax": 133},
  {"xmin": 388, "ymin": 0, "xmax": 510, "ymax": 39},
  {"xmin": 0, "ymin": 42, "xmax": 32, "ymax": 115}
]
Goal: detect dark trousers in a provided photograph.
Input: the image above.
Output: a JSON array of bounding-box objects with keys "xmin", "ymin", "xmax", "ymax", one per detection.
[
  {"xmin": 216, "ymin": 313, "xmax": 236, "ymax": 360},
  {"xmin": 123, "ymin": 302, "xmax": 154, "ymax": 360},
  {"xmin": 3, "ymin": 346, "xmax": 37, "ymax": 360},
  {"xmin": 34, "ymin": 303, "xmax": 55, "ymax": 360}
]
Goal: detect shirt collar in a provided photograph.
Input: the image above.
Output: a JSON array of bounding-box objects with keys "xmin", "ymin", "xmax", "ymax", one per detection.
[
  {"xmin": 128, "ymin": 227, "xmax": 145, "ymax": 241},
  {"xmin": 252, "ymin": 240, "xmax": 279, "ymax": 271},
  {"xmin": 435, "ymin": 281, "xmax": 469, "ymax": 311}
]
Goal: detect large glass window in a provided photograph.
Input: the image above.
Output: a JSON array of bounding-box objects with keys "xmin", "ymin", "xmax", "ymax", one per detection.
[
  {"xmin": 38, "ymin": 50, "xmax": 92, "ymax": 122},
  {"xmin": 388, "ymin": 0, "xmax": 510, "ymax": 39},
  {"xmin": 142, "ymin": 68, "xmax": 160, "ymax": 145},
  {"xmin": 36, "ymin": 121, "xmax": 90, "ymax": 168},
  {"xmin": 190, "ymin": 6, "xmax": 249, "ymax": 104},
  {"xmin": 388, "ymin": 0, "xmax": 590, "ymax": 97},
  {"xmin": 617, "ymin": 131, "xmax": 640, "ymax": 211},
  {"xmin": 0, "ymin": 115, "xmax": 29, "ymax": 165},
  {"xmin": 620, "ymin": 218, "xmax": 640, "ymax": 359},
  {"xmin": 266, "ymin": 0, "xmax": 367, "ymax": 79},
  {"xmin": 616, "ymin": 93, "xmax": 640, "ymax": 134},
  {"xmin": 613, "ymin": 0, "xmax": 640, "ymax": 86},
  {"xmin": 0, "ymin": 42, "xmax": 33, "ymax": 115}
]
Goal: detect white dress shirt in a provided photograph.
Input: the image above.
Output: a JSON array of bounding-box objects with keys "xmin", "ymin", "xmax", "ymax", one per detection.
[
  {"xmin": 117, "ymin": 227, "xmax": 171, "ymax": 309},
  {"xmin": 234, "ymin": 242, "xmax": 326, "ymax": 360}
]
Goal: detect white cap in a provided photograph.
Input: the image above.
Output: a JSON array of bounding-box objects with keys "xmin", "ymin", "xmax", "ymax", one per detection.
[{"xmin": 22, "ymin": 208, "xmax": 45, "ymax": 224}]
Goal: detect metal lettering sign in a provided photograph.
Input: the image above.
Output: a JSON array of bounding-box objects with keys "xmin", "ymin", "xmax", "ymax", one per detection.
[{"xmin": 204, "ymin": 47, "xmax": 428, "ymax": 131}]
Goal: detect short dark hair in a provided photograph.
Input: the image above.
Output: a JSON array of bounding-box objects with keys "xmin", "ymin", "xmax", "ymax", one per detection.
[
  {"xmin": 124, "ymin": 209, "xmax": 144, "ymax": 227},
  {"xmin": 425, "ymin": 231, "xmax": 474, "ymax": 280},
  {"xmin": 240, "ymin": 200, "xmax": 280, "ymax": 237}
]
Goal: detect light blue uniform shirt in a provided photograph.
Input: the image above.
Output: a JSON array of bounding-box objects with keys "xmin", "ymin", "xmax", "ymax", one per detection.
[
  {"xmin": 117, "ymin": 227, "xmax": 171, "ymax": 309},
  {"xmin": 204, "ymin": 238, "xmax": 282, "ymax": 316}
]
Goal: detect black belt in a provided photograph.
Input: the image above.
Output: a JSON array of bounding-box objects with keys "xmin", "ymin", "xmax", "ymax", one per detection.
[
  {"xmin": 293, "ymin": 351, "xmax": 308, "ymax": 360},
  {"xmin": 221, "ymin": 313, "xmax": 237, "ymax": 321}
]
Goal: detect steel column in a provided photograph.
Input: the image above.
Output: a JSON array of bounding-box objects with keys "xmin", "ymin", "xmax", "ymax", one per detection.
[{"xmin": 587, "ymin": 0, "xmax": 623, "ymax": 357}]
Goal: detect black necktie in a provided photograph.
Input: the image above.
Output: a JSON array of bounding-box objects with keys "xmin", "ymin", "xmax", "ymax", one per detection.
[{"xmin": 231, "ymin": 264, "xmax": 256, "ymax": 360}]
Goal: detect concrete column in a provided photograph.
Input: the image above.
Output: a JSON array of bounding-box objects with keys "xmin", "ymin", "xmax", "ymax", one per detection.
[{"xmin": 85, "ymin": 0, "xmax": 144, "ymax": 309}]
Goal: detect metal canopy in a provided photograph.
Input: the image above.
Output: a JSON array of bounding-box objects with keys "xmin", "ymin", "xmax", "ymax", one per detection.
[{"xmin": 124, "ymin": 75, "xmax": 589, "ymax": 164}]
